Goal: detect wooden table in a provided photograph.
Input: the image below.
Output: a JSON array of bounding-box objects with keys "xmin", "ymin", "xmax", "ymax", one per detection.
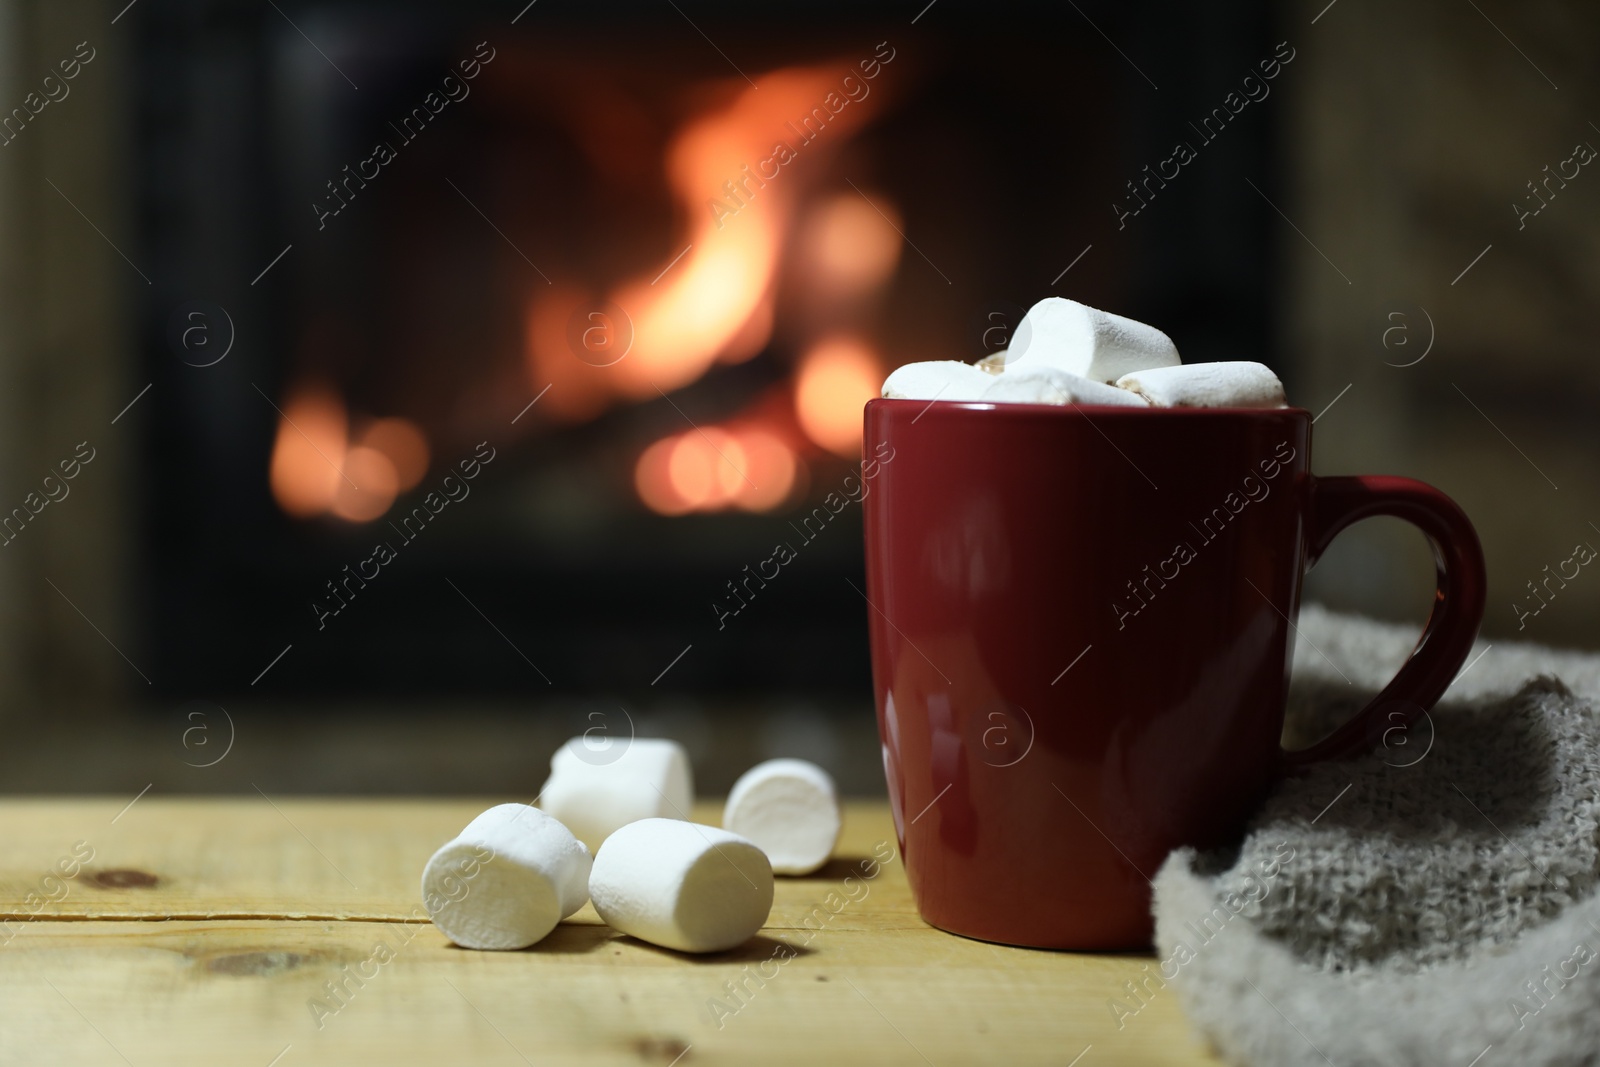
[{"xmin": 0, "ymin": 798, "xmax": 1224, "ymax": 1066}]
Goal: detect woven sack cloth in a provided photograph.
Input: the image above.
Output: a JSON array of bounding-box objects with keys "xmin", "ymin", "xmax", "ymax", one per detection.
[{"xmin": 1152, "ymin": 606, "xmax": 1600, "ymax": 1067}]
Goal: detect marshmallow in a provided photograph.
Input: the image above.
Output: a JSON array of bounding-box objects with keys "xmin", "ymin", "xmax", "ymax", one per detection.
[
  {"xmin": 1115, "ymin": 362, "xmax": 1286, "ymax": 409},
  {"xmin": 982, "ymin": 367, "xmax": 1150, "ymax": 408},
  {"xmin": 722, "ymin": 759, "xmax": 842, "ymax": 875},
  {"xmin": 421, "ymin": 803, "xmax": 591, "ymax": 950},
  {"xmin": 975, "ymin": 351, "xmax": 1008, "ymax": 375},
  {"xmin": 1008, "ymin": 297, "xmax": 1180, "ymax": 383},
  {"xmin": 588, "ymin": 818, "xmax": 774, "ymax": 953},
  {"xmin": 539, "ymin": 737, "xmax": 694, "ymax": 851},
  {"xmin": 881, "ymin": 360, "xmax": 995, "ymax": 401}
]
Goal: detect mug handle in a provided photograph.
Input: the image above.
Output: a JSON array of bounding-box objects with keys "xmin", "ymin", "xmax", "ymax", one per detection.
[{"xmin": 1283, "ymin": 474, "xmax": 1487, "ymax": 767}]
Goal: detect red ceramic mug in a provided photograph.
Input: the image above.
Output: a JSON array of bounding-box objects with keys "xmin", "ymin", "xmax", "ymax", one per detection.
[{"xmin": 862, "ymin": 398, "xmax": 1485, "ymax": 950}]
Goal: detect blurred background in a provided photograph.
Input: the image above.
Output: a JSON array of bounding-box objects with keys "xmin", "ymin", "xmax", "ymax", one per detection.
[{"xmin": 0, "ymin": 0, "xmax": 1593, "ymax": 794}]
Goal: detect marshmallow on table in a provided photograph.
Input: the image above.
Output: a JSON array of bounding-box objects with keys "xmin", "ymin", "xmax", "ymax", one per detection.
[
  {"xmin": 1008, "ymin": 297, "xmax": 1181, "ymax": 384},
  {"xmin": 539, "ymin": 737, "xmax": 694, "ymax": 852},
  {"xmin": 1115, "ymin": 362, "xmax": 1286, "ymax": 409},
  {"xmin": 722, "ymin": 759, "xmax": 842, "ymax": 875},
  {"xmin": 589, "ymin": 818, "xmax": 774, "ymax": 953},
  {"xmin": 982, "ymin": 367, "xmax": 1150, "ymax": 408},
  {"xmin": 421, "ymin": 803, "xmax": 591, "ymax": 950},
  {"xmin": 881, "ymin": 360, "xmax": 996, "ymax": 401}
]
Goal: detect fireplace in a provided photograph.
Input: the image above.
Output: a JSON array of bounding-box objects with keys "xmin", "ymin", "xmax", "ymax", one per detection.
[{"xmin": 130, "ymin": 0, "xmax": 1277, "ymax": 701}]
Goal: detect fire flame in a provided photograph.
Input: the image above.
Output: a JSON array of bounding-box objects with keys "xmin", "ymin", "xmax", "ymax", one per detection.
[
  {"xmin": 274, "ymin": 62, "xmax": 898, "ymax": 523},
  {"xmin": 524, "ymin": 64, "xmax": 883, "ymax": 414}
]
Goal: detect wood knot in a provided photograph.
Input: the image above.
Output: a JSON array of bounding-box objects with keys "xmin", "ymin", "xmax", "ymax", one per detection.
[
  {"xmin": 90, "ymin": 869, "xmax": 159, "ymax": 889},
  {"xmin": 631, "ymin": 1037, "xmax": 690, "ymax": 1063},
  {"xmin": 206, "ymin": 951, "xmax": 306, "ymax": 976}
]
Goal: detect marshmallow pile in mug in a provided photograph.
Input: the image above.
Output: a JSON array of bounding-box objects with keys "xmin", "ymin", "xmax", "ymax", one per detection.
[{"xmin": 881, "ymin": 298, "xmax": 1287, "ymax": 410}]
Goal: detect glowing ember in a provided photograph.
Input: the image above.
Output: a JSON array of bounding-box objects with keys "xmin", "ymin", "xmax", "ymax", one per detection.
[
  {"xmin": 794, "ymin": 337, "xmax": 881, "ymax": 456},
  {"xmin": 269, "ymin": 387, "xmax": 348, "ymax": 518}
]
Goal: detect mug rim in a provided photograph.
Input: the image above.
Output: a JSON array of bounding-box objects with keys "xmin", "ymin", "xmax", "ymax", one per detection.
[{"xmin": 867, "ymin": 397, "xmax": 1312, "ymax": 419}]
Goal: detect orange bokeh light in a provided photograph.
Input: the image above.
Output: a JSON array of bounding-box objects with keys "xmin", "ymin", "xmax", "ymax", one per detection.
[
  {"xmin": 636, "ymin": 425, "xmax": 800, "ymax": 515},
  {"xmin": 731, "ymin": 429, "xmax": 798, "ymax": 511},
  {"xmin": 360, "ymin": 417, "xmax": 430, "ymax": 491},
  {"xmin": 708, "ymin": 431, "xmax": 751, "ymax": 503},
  {"xmin": 269, "ymin": 386, "xmax": 419, "ymax": 523},
  {"xmin": 668, "ymin": 428, "xmax": 748, "ymax": 510},
  {"xmin": 635, "ymin": 436, "xmax": 692, "ymax": 515},
  {"xmin": 804, "ymin": 192, "xmax": 902, "ymax": 293},
  {"xmin": 269, "ymin": 387, "xmax": 348, "ymax": 518},
  {"xmin": 665, "ymin": 435, "xmax": 717, "ymax": 511},
  {"xmin": 795, "ymin": 337, "xmax": 881, "ymax": 456},
  {"xmin": 330, "ymin": 446, "xmax": 400, "ymax": 522}
]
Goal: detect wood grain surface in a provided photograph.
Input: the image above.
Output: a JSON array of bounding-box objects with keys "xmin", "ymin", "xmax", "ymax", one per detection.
[{"xmin": 0, "ymin": 798, "xmax": 1224, "ymax": 1066}]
